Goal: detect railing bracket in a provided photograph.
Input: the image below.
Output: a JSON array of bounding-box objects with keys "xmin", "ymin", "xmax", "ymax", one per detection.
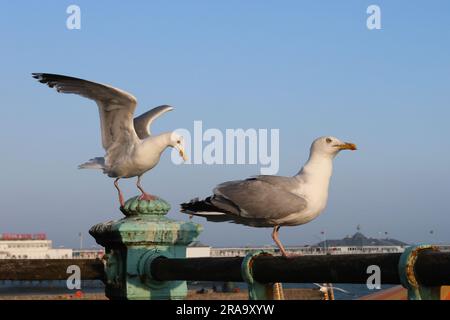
[
  {"xmin": 241, "ymin": 251, "xmax": 284, "ymax": 300},
  {"xmin": 399, "ymin": 244, "xmax": 441, "ymax": 300}
]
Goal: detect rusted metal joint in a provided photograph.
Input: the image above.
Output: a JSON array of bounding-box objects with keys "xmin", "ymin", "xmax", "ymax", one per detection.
[
  {"xmin": 241, "ymin": 251, "xmax": 284, "ymax": 300},
  {"xmin": 399, "ymin": 244, "xmax": 441, "ymax": 300}
]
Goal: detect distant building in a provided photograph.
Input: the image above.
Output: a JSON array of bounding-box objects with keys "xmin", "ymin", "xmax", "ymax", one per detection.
[
  {"xmin": 72, "ymin": 249, "xmax": 104, "ymax": 259},
  {"xmin": 1, "ymin": 232, "xmax": 446, "ymax": 260},
  {"xmin": 0, "ymin": 233, "xmax": 72, "ymax": 259},
  {"xmin": 210, "ymin": 244, "xmax": 406, "ymax": 257},
  {"xmin": 316, "ymin": 232, "xmax": 408, "ymax": 248},
  {"xmin": 186, "ymin": 241, "xmax": 211, "ymax": 258},
  {"xmin": 210, "ymin": 233, "xmax": 412, "ymax": 257},
  {"xmin": 210, "ymin": 246, "xmax": 275, "ymax": 257}
]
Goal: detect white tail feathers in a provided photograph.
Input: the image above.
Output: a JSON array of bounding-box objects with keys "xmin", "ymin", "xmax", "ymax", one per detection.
[
  {"xmin": 192, "ymin": 211, "xmax": 226, "ymax": 216},
  {"xmin": 78, "ymin": 157, "xmax": 105, "ymax": 170}
]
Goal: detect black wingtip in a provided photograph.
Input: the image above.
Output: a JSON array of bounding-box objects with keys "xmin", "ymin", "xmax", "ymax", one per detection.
[
  {"xmin": 180, "ymin": 197, "xmax": 221, "ymax": 214},
  {"xmin": 180, "ymin": 197, "xmax": 199, "ymax": 212},
  {"xmin": 31, "ymin": 73, "xmax": 51, "ymax": 85},
  {"xmin": 31, "ymin": 73, "xmax": 81, "ymax": 87},
  {"xmin": 31, "ymin": 73, "xmax": 84, "ymax": 82}
]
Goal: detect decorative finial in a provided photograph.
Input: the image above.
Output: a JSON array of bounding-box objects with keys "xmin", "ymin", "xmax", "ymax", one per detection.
[{"xmin": 120, "ymin": 196, "xmax": 171, "ymax": 216}]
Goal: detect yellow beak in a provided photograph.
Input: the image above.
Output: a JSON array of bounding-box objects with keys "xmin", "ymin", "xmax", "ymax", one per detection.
[
  {"xmin": 336, "ymin": 142, "xmax": 357, "ymax": 151},
  {"xmin": 177, "ymin": 146, "xmax": 188, "ymax": 161}
]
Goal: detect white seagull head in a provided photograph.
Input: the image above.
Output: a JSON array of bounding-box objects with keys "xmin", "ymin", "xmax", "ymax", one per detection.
[
  {"xmin": 310, "ymin": 136, "xmax": 357, "ymax": 158},
  {"xmin": 169, "ymin": 132, "xmax": 188, "ymax": 161}
]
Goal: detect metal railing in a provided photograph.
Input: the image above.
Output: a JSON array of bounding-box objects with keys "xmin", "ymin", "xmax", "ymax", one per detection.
[
  {"xmin": 0, "ymin": 250, "xmax": 449, "ymax": 300},
  {"xmin": 149, "ymin": 252, "xmax": 450, "ymax": 286}
]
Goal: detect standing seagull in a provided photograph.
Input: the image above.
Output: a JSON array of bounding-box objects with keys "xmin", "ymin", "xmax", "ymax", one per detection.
[
  {"xmin": 181, "ymin": 136, "xmax": 356, "ymax": 257},
  {"xmin": 32, "ymin": 73, "xmax": 187, "ymax": 207}
]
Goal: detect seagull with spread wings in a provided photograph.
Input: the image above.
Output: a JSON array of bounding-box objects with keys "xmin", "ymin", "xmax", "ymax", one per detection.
[{"xmin": 32, "ymin": 73, "xmax": 187, "ymax": 207}]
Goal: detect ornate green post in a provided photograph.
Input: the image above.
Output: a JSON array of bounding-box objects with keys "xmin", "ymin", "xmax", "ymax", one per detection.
[{"xmin": 89, "ymin": 196, "xmax": 202, "ymax": 300}]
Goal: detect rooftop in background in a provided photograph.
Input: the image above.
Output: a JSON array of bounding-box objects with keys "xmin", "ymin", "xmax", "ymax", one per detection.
[
  {"xmin": 0, "ymin": 233, "xmax": 47, "ymax": 241},
  {"xmin": 188, "ymin": 241, "xmax": 210, "ymax": 248},
  {"xmin": 316, "ymin": 232, "xmax": 408, "ymax": 247}
]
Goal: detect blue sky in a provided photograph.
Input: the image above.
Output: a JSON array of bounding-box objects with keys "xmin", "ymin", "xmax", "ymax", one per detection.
[{"xmin": 0, "ymin": 1, "xmax": 449, "ymax": 248}]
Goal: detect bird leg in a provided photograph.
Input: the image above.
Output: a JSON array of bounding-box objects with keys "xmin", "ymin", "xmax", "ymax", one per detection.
[
  {"xmin": 272, "ymin": 226, "xmax": 303, "ymax": 258},
  {"xmin": 136, "ymin": 176, "xmax": 158, "ymax": 201},
  {"xmin": 272, "ymin": 226, "xmax": 290, "ymax": 258},
  {"xmin": 114, "ymin": 178, "xmax": 125, "ymax": 208}
]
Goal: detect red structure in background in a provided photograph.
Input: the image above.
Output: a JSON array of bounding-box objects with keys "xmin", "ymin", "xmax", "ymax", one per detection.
[{"xmin": 0, "ymin": 233, "xmax": 47, "ymax": 240}]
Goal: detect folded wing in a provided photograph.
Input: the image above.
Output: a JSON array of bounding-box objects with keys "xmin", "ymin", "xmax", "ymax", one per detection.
[
  {"xmin": 181, "ymin": 177, "xmax": 307, "ymax": 227},
  {"xmin": 213, "ymin": 178, "xmax": 307, "ymax": 220}
]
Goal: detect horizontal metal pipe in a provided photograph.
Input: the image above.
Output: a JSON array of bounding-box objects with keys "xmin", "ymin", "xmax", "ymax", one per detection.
[
  {"xmin": 0, "ymin": 252, "xmax": 448, "ymax": 287},
  {"xmin": 151, "ymin": 252, "xmax": 450, "ymax": 286},
  {"xmin": 415, "ymin": 251, "xmax": 450, "ymax": 286}
]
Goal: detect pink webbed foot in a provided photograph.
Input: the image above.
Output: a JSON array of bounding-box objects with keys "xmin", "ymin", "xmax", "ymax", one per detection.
[{"xmin": 138, "ymin": 193, "xmax": 158, "ymax": 201}]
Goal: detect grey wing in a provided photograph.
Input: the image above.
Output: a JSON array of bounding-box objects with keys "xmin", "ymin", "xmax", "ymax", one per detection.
[
  {"xmin": 133, "ymin": 105, "xmax": 174, "ymax": 139},
  {"xmin": 252, "ymin": 175, "xmax": 300, "ymax": 190},
  {"xmin": 213, "ymin": 179, "xmax": 307, "ymax": 220},
  {"xmin": 32, "ymin": 73, "xmax": 139, "ymax": 151}
]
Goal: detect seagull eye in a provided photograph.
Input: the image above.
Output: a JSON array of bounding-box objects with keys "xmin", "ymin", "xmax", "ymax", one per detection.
[
  {"xmin": 177, "ymin": 140, "xmax": 181, "ymax": 144},
  {"xmin": 326, "ymin": 138, "xmax": 332, "ymax": 144}
]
